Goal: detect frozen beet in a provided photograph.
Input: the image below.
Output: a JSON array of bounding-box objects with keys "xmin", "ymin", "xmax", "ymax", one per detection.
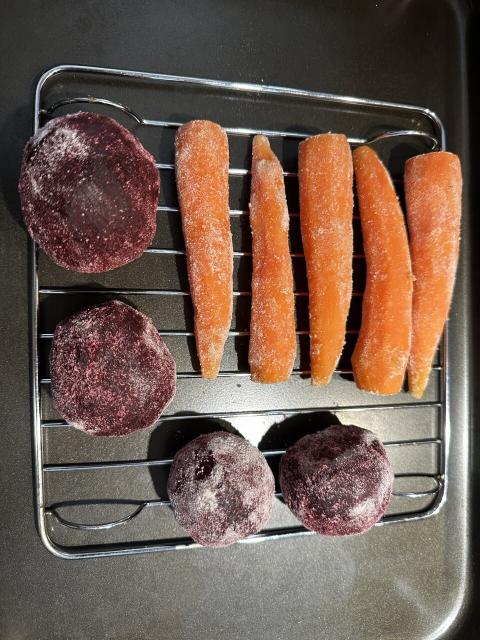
[
  {"xmin": 167, "ymin": 432, "xmax": 275, "ymax": 547},
  {"xmin": 50, "ymin": 301, "xmax": 176, "ymax": 436},
  {"xmin": 19, "ymin": 111, "xmax": 159, "ymax": 272},
  {"xmin": 279, "ymin": 425, "xmax": 393, "ymax": 535}
]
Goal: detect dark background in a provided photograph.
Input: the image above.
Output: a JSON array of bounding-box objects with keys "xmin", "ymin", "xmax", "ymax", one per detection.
[{"xmin": 0, "ymin": 1, "xmax": 477, "ymax": 639}]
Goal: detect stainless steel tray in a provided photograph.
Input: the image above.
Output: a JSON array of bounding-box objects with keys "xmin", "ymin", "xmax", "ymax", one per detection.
[{"xmin": 32, "ymin": 64, "xmax": 448, "ymax": 559}]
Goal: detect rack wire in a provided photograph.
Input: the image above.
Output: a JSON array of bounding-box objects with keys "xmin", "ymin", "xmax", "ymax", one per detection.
[{"xmin": 31, "ymin": 65, "xmax": 447, "ymax": 559}]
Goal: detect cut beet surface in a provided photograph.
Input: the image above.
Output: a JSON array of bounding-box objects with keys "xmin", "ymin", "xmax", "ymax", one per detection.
[
  {"xmin": 50, "ymin": 300, "xmax": 176, "ymax": 436},
  {"xmin": 19, "ymin": 111, "xmax": 160, "ymax": 273}
]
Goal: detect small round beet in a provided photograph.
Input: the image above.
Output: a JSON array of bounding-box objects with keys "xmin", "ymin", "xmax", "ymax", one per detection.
[
  {"xmin": 19, "ymin": 112, "xmax": 159, "ymax": 272},
  {"xmin": 167, "ymin": 432, "xmax": 275, "ymax": 547},
  {"xmin": 50, "ymin": 301, "xmax": 176, "ymax": 436},
  {"xmin": 279, "ymin": 425, "xmax": 393, "ymax": 536}
]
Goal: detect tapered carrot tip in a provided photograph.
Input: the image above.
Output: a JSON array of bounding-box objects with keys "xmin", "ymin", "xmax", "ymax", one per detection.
[
  {"xmin": 248, "ymin": 135, "xmax": 296, "ymax": 383},
  {"xmin": 298, "ymin": 133, "xmax": 353, "ymax": 386},
  {"xmin": 405, "ymin": 151, "xmax": 462, "ymax": 398},
  {"xmin": 351, "ymin": 146, "xmax": 413, "ymax": 395},
  {"xmin": 175, "ymin": 120, "xmax": 233, "ymax": 379}
]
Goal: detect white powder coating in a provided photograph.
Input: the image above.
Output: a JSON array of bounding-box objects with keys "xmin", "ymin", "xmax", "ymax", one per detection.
[
  {"xmin": 50, "ymin": 300, "xmax": 176, "ymax": 437},
  {"xmin": 298, "ymin": 134, "xmax": 354, "ymax": 385},
  {"xmin": 175, "ymin": 120, "xmax": 233, "ymax": 379},
  {"xmin": 404, "ymin": 151, "xmax": 462, "ymax": 396},
  {"xmin": 345, "ymin": 429, "xmax": 394, "ymax": 527},
  {"xmin": 19, "ymin": 111, "xmax": 160, "ymax": 273},
  {"xmin": 27, "ymin": 121, "xmax": 89, "ymax": 199},
  {"xmin": 280, "ymin": 424, "xmax": 394, "ymax": 536},
  {"xmin": 167, "ymin": 431, "xmax": 275, "ymax": 547},
  {"xmin": 351, "ymin": 146, "xmax": 413, "ymax": 394},
  {"xmin": 248, "ymin": 135, "xmax": 296, "ymax": 382}
]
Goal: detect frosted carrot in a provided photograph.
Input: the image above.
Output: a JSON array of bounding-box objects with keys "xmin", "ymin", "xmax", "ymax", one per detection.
[
  {"xmin": 352, "ymin": 146, "xmax": 413, "ymax": 395},
  {"xmin": 248, "ymin": 135, "xmax": 296, "ymax": 383},
  {"xmin": 404, "ymin": 151, "xmax": 462, "ymax": 398},
  {"xmin": 175, "ymin": 120, "xmax": 233, "ymax": 379},
  {"xmin": 298, "ymin": 133, "xmax": 353, "ymax": 385}
]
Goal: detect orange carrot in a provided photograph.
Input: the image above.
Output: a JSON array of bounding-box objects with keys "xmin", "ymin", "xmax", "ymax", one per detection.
[
  {"xmin": 298, "ymin": 133, "xmax": 353, "ymax": 385},
  {"xmin": 248, "ymin": 135, "xmax": 296, "ymax": 383},
  {"xmin": 352, "ymin": 146, "xmax": 413, "ymax": 394},
  {"xmin": 404, "ymin": 151, "xmax": 462, "ymax": 398},
  {"xmin": 175, "ymin": 120, "xmax": 233, "ymax": 379}
]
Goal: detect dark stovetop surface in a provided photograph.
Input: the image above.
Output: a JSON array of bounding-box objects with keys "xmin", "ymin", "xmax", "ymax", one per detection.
[{"xmin": 0, "ymin": 1, "xmax": 478, "ymax": 639}]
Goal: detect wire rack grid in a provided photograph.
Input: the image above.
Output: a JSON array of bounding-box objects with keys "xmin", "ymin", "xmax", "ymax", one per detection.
[{"xmin": 30, "ymin": 65, "xmax": 447, "ymax": 559}]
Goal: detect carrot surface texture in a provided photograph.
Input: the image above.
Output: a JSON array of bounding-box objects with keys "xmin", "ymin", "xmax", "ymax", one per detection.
[
  {"xmin": 298, "ymin": 133, "xmax": 353, "ymax": 385},
  {"xmin": 404, "ymin": 151, "xmax": 462, "ymax": 398},
  {"xmin": 248, "ymin": 135, "xmax": 296, "ymax": 383},
  {"xmin": 352, "ymin": 146, "xmax": 413, "ymax": 395},
  {"xmin": 175, "ymin": 120, "xmax": 233, "ymax": 379}
]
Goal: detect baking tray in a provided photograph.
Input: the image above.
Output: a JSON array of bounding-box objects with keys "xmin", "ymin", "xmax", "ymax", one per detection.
[{"xmin": 32, "ymin": 64, "xmax": 448, "ymax": 559}]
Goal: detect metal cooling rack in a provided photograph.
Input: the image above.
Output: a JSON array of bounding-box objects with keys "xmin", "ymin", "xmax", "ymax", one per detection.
[{"xmin": 31, "ymin": 65, "xmax": 448, "ymax": 559}]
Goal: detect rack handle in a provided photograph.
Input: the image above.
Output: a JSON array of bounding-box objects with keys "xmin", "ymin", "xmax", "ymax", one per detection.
[
  {"xmin": 46, "ymin": 502, "xmax": 151, "ymax": 530},
  {"xmin": 41, "ymin": 96, "xmax": 439, "ymax": 149}
]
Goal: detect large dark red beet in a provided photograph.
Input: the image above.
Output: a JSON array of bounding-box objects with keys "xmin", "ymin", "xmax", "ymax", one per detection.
[
  {"xmin": 280, "ymin": 425, "xmax": 393, "ymax": 535},
  {"xmin": 167, "ymin": 432, "xmax": 275, "ymax": 547},
  {"xmin": 50, "ymin": 301, "xmax": 176, "ymax": 436},
  {"xmin": 19, "ymin": 112, "xmax": 159, "ymax": 272}
]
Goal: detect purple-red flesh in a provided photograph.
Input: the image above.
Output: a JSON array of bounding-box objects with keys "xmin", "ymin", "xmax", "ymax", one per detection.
[
  {"xmin": 167, "ymin": 431, "xmax": 275, "ymax": 547},
  {"xmin": 50, "ymin": 300, "xmax": 176, "ymax": 436},
  {"xmin": 280, "ymin": 424, "xmax": 393, "ymax": 535},
  {"xmin": 19, "ymin": 111, "xmax": 159, "ymax": 272}
]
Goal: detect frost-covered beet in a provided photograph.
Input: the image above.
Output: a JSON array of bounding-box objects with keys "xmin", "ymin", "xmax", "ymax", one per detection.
[
  {"xmin": 279, "ymin": 425, "xmax": 393, "ymax": 535},
  {"xmin": 19, "ymin": 112, "xmax": 159, "ymax": 272},
  {"xmin": 167, "ymin": 432, "xmax": 275, "ymax": 547},
  {"xmin": 50, "ymin": 301, "xmax": 176, "ymax": 436}
]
